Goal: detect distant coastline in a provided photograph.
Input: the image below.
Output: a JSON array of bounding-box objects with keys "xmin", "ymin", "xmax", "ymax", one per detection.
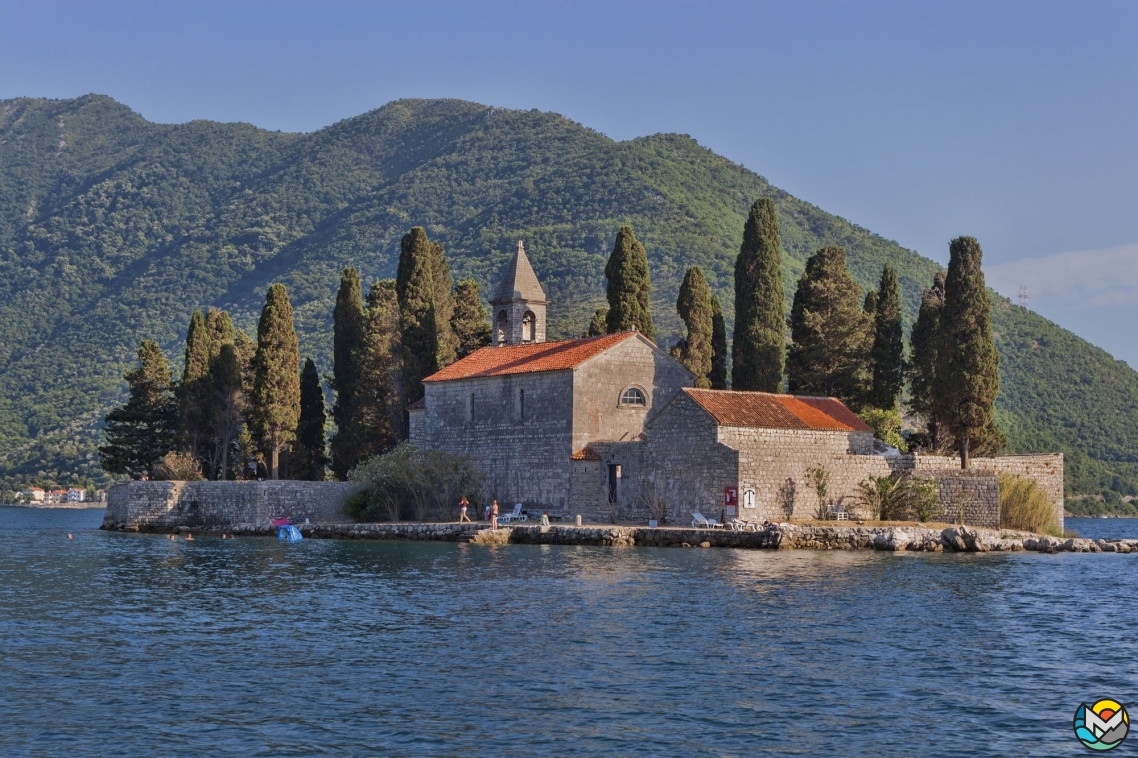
[{"xmin": 1, "ymin": 503, "xmax": 106, "ymax": 510}]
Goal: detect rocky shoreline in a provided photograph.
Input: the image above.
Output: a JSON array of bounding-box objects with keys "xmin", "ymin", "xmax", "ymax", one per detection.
[{"xmin": 101, "ymin": 519, "xmax": 1138, "ymax": 554}]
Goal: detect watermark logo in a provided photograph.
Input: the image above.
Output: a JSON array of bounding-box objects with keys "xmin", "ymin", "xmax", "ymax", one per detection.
[{"xmin": 1073, "ymin": 699, "xmax": 1129, "ymax": 751}]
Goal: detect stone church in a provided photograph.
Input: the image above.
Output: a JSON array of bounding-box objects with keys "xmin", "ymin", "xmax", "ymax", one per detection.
[{"xmin": 410, "ymin": 242, "xmax": 1065, "ymax": 528}]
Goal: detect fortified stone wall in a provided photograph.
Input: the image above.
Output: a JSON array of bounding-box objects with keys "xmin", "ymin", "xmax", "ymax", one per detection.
[
  {"xmin": 414, "ymin": 371, "xmax": 576, "ymax": 510},
  {"xmin": 102, "ymin": 480, "xmax": 360, "ymax": 531},
  {"xmin": 908, "ymin": 454, "xmax": 1064, "ymax": 529},
  {"xmin": 931, "ymin": 471, "xmax": 1000, "ymax": 527}
]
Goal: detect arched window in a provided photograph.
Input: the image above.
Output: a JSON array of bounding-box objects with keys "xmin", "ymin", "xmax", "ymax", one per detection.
[
  {"xmin": 619, "ymin": 387, "xmax": 647, "ymax": 407},
  {"xmin": 496, "ymin": 311, "xmax": 508, "ymax": 344},
  {"xmin": 522, "ymin": 311, "xmax": 535, "ymax": 342}
]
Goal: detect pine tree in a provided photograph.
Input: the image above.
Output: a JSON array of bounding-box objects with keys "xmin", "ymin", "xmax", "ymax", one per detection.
[
  {"xmin": 586, "ymin": 307, "xmax": 609, "ymax": 337},
  {"xmin": 908, "ymin": 272, "xmax": 946, "ymax": 450},
  {"xmin": 675, "ymin": 267, "xmax": 713, "ymax": 388},
  {"xmin": 451, "ymin": 279, "xmax": 491, "ymax": 357},
  {"xmin": 330, "ymin": 268, "xmax": 364, "ymax": 479},
  {"xmin": 709, "ymin": 295, "xmax": 728, "ymax": 389},
  {"xmin": 249, "ymin": 284, "xmax": 301, "ymax": 479},
  {"xmin": 938, "ymin": 236, "xmax": 1000, "ymax": 468},
  {"xmin": 604, "ymin": 226, "xmax": 654, "ymax": 339},
  {"xmin": 430, "ymin": 240, "xmax": 458, "ymax": 367},
  {"xmin": 355, "ymin": 280, "xmax": 404, "ymax": 461},
  {"xmin": 99, "ymin": 341, "xmax": 178, "ymax": 479},
  {"xmin": 397, "ymin": 227, "xmax": 440, "ymax": 406},
  {"xmin": 786, "ymin": 246, "xmax": 872, "ymax": 407},
  {"xmin": 211, "ymin": 342, "xmax": 245, "ymax": 480},
  {"xmin": 293, "ymin": 358, "xmax": 329, "ymax": 480},
  {"xmin": 178, "ymin": 310, "xmax": 211, "ymax": 460},
  {"xmin": 732, "ymin": 198, "xmax": 785, "ymax": 392},
  {"xmin": 868, "ymin": 265, "xmax": 904, "ymax": 410}
]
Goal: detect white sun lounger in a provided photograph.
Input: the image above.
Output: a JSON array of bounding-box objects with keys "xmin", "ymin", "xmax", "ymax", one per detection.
[
  {"xmin": 730, "ymin": 517, "xmax": 758, "ymax": 532},
  {"xmin": 499, "ymin": 503, "xmax": 527, "ymax": 523},
  {"xmin": 691, "ymin": 512, "xmax": 722, "ymax": 528}
]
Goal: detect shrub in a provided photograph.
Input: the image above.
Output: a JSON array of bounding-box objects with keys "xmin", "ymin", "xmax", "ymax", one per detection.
[
  {"xmin": 151, "ymin": 451, "xmax": 203, "ymax": 481},
  {"xmin": 857, "ymin": 408, "xmax": 908, "ymax": 452},
  {"xmin": 1000, "ymin": 474, "xmax": 1060, "ymax": 536},
  {"xmin": 806, "ymin": 465, "xmax": 830, "ymax": 519},
  {"xmin": 347, "ymin": 443, "xmax": 485, "ymax": 522},
  {"xmin": 855, "ymin": 474, "xmax": 941, "ymax": 521}
]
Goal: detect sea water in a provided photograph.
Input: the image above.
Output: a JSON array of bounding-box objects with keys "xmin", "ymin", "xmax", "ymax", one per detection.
[{"xmin": 1, "ymin": 507, "xmax": 1135, "ymax": 756}]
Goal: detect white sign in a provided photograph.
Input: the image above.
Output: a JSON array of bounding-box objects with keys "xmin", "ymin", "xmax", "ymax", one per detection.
[{"xmin": 742, "ymin": 488, "xmax": 756, "ymax": 509}]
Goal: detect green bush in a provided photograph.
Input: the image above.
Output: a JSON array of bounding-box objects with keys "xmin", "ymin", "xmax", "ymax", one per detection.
[
  {"xmin": 857, "ymin": 409, "xmax": 908, "ymax": 452},
  {"xmin": 999, "ymin": 474, "xmax": 1060, "ymax": 536},
  {"xmin": 347, "ymin": 442, "xmax": 484, "ymax": 522},
  {"xmin": 855, "ymin": 474, "xmax": 941, "ymax": 521}
]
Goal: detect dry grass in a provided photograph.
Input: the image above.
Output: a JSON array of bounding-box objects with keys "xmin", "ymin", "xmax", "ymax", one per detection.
[{"xmin": 1000, "ymin": 474, "xmax": 1061, "ymax": 537}]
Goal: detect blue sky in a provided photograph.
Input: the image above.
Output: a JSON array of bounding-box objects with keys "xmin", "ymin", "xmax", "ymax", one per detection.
[{"xmin": 2, "ymin": 0, "xmax": 1136, "ymax": 364}]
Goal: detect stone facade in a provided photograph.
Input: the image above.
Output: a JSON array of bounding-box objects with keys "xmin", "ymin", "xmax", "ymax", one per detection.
[
  {"xmin": 102, "ymin": 480, "xmax": 359, "ymax": 531},
  {"xmin": 410, "ymin": 332, "xmax": 693, "ymax": 512}
]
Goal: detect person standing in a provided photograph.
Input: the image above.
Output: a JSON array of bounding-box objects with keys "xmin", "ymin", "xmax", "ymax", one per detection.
[
  {"xmin": 490, "ymin": 500, "xmax": 499, "ymax": 529},
  {"xmin": 459, "ymin": 496, "xmax": 471, "ymax": 522}
]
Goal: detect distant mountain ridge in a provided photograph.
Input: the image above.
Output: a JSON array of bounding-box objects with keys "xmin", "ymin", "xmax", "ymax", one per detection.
[{"xmin": 0, "ymin": 94, "xmax": 1134, "ymax": 495}]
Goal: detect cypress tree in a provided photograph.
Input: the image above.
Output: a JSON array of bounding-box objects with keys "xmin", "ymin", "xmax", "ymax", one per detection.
[
  {"xmin": 732, "ymin": 198, "xmax": 785, "ymax": 392},
  {"xmin": 908, "ymin": 273, "xmax": 946, "ymax": 451},
  {"xmin": 294, "ymin": 358, "xmax": 329, "ymax": 481},
  {"xmin": 604, "ymin": 226, "xmax": 654, "ymax": 339},
  {"xmin": 178, "ymin": 310, "xmax": 211, "ymax": 460},
  {"xmin": 355, "ymin": 280, "xmax": 404, "ymax": 461},
  {"xmin": 938, "ymin": 236, "xmax": 1000, "ymax": 468},
  {"xmin": 249, "ymin": 284, "xmax": 301, "ymax": 480},
  {"xmin": 99, "ymin": 341, "xmax": 178, "ymax": 479},
  {"xmin": 868, "ymin": 265, "xmax": 904, "ymax": 410},
  {"xmin": 709, "ymin": 295, "xmax": 728, "ymax": 390},
  {"xmin": 675, "ymin": 267, "xmax": 714, "ymax": 388},
  {"xmin": 205, "ymin": 308, "xmax": 235, "ymax": 359},
  {"xmin": 786, "ymin": 246, "xmax": 872, "ymax": 407},
  {"xmin": 330, "ymin": 267, "xmax": 364, "ymax": 479},
  {"xmin": 211, "ymin": 342, "xmax": 245, "ymax": 480},
  {"xmin": 586, "ymin": 307, "xmax": 609, "ymax": 337},
  {"xmin": 863, "ymin": 290, "xmax": 878, "ymax": 316},
  {"xmin": 451, "ymin": 279, "xmax": 491, "ymax": 357},
  {"xmin": 397, "ymin": 227, "xmax": 440, "ymax": 406},
  {"xmin": 430, "ymin": 240, "xmax": 458, "ymax": 367}
]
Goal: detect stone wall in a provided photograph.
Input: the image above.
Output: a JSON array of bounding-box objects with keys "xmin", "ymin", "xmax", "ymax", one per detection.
[
  {"xmin": 413, "ymin": 370, "xmax": 576, "ymax": 510},
  {"xmin": 102, "ymin": 480, "xmax": 360, "ymax": 531},
  {"xmin": 930, "ymin": 470, "xmax": 1000, "ymax": 527}
]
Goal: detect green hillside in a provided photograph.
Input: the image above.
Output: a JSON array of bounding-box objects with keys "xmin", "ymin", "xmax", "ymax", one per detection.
[{"xmin": 0, "ymin": 95, "xmax": 1134, "ymax": 496}]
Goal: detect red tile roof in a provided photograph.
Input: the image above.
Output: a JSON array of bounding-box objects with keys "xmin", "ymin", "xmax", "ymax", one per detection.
[
  {"xmin": 570, "ymin": 446, "xmax": 602, "ymax": 461},
  {"xmin": 682, "ymin": 388, "xmax": 872, "ymax": 432},
  {"xmin": 423, "ymin": 332, "xmax": 638, "ymax": 382}
]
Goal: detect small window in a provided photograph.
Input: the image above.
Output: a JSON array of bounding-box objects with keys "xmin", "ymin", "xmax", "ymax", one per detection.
[
  {"xmin": 619, "ymin": 388, "xmax": 646, "ymax": 407},
  {"xmin": 496, "ymin": 311, "xmax": 508, "ymax": 344},
  {"xmin": 522, "ymin": 311, "xmax": 535, "ymax": 342}
]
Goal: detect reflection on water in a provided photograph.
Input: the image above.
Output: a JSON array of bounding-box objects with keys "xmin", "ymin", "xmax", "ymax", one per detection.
[{"xmin": 1, "ymin": 508, "xmax": 1136, "ymax": 756}]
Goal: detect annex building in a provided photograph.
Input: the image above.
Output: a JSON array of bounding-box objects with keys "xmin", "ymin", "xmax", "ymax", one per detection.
[{"xmin": 410, "ymin": 242, "xmax": 1064, "ymax": 528}]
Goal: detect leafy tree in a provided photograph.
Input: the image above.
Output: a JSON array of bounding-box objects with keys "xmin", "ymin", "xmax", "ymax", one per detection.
[
  {"xmin": 868, "ymin": 265, "xmax": 904, "ymax": 410},
  {"xmin": 604, "ymin": 226, "xmax": 654, "ymax": 339},
  {"xmin": 178, "ymin": 310, "xmax": 212, "ymax": 459},
  {"xmin": 709, "ymin": 295, "xmax": 728, "ymax": 390},
  {"xmin": 732, "ymin": 198, "xmax": 785, "ymax": 392},
  {"xmin": 786, "ymin": 246, "xmax": 871, "ymax": 407},
  {"xmin": 397, "ymin": 227, "xmax": 440, "ymax": 405},
  {"xmin": 907, "ymin": 272, "xmax": 946, "ymax": 450},
  {"xmin": 211, "ymin": 342, "xmax": 245, "ymax": 480},
  {"xmin": 330, "ymin": 268, "xmax": 364, "ymax": 479},
  {"xmin": 293, "ymin": 358, "xmax": 328, "ymax": 481},
  {"xmin": 938, "ymin": 236, "xmax": 1000, "ymax": 468},
  {"xmin": 675, "ymin": 267, "xmax": 713, "ymax": 388},
  {"xmin": 98, "ymin": 341, "xmax": 178, "ymax": 479},
  {"xmin": 249, "ymin": 284, "xmax": 301, "ymax": 480},
  {"xmin": 430, "ymin": 240, "xmax": 458, "ymax": 367},
  {"xmin": 586, "ymin": 307, "xmax": 608, "ymax": 337},
  {"xmin": 355, "ymin": 280, "xmax": 404, "ymax": 461},
  {"xmin": 451, "ymin": 279, "xmax": 491, "ymax": 357}
]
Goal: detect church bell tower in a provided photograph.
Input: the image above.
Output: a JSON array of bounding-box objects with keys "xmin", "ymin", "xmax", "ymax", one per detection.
[{"xmin": 489, "ymin": 240, "xmax": 547, "ymax": 346}]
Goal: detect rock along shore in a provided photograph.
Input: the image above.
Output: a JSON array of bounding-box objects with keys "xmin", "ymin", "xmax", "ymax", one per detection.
[{"xmin": 100, "ymin": 519, "xmax": 1138, "ymax": 554}]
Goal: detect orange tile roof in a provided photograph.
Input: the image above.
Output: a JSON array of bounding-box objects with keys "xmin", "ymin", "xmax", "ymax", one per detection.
[
  {"xmin": 682, "ymin": 388, "xmax": 872, "ymax": 432},
  {"xmin": 570, "ymin": 446, "xmax": 602, "ymax": 461},
  {"xmin": 423, "ymin": 332, "xmax": 638, "ymax": 382}
]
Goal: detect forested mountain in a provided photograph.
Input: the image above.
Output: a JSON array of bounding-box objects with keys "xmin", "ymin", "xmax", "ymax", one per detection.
[{"xmin": 0, "ymin": 94, "xmax": 1134, "ymax": 495}]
